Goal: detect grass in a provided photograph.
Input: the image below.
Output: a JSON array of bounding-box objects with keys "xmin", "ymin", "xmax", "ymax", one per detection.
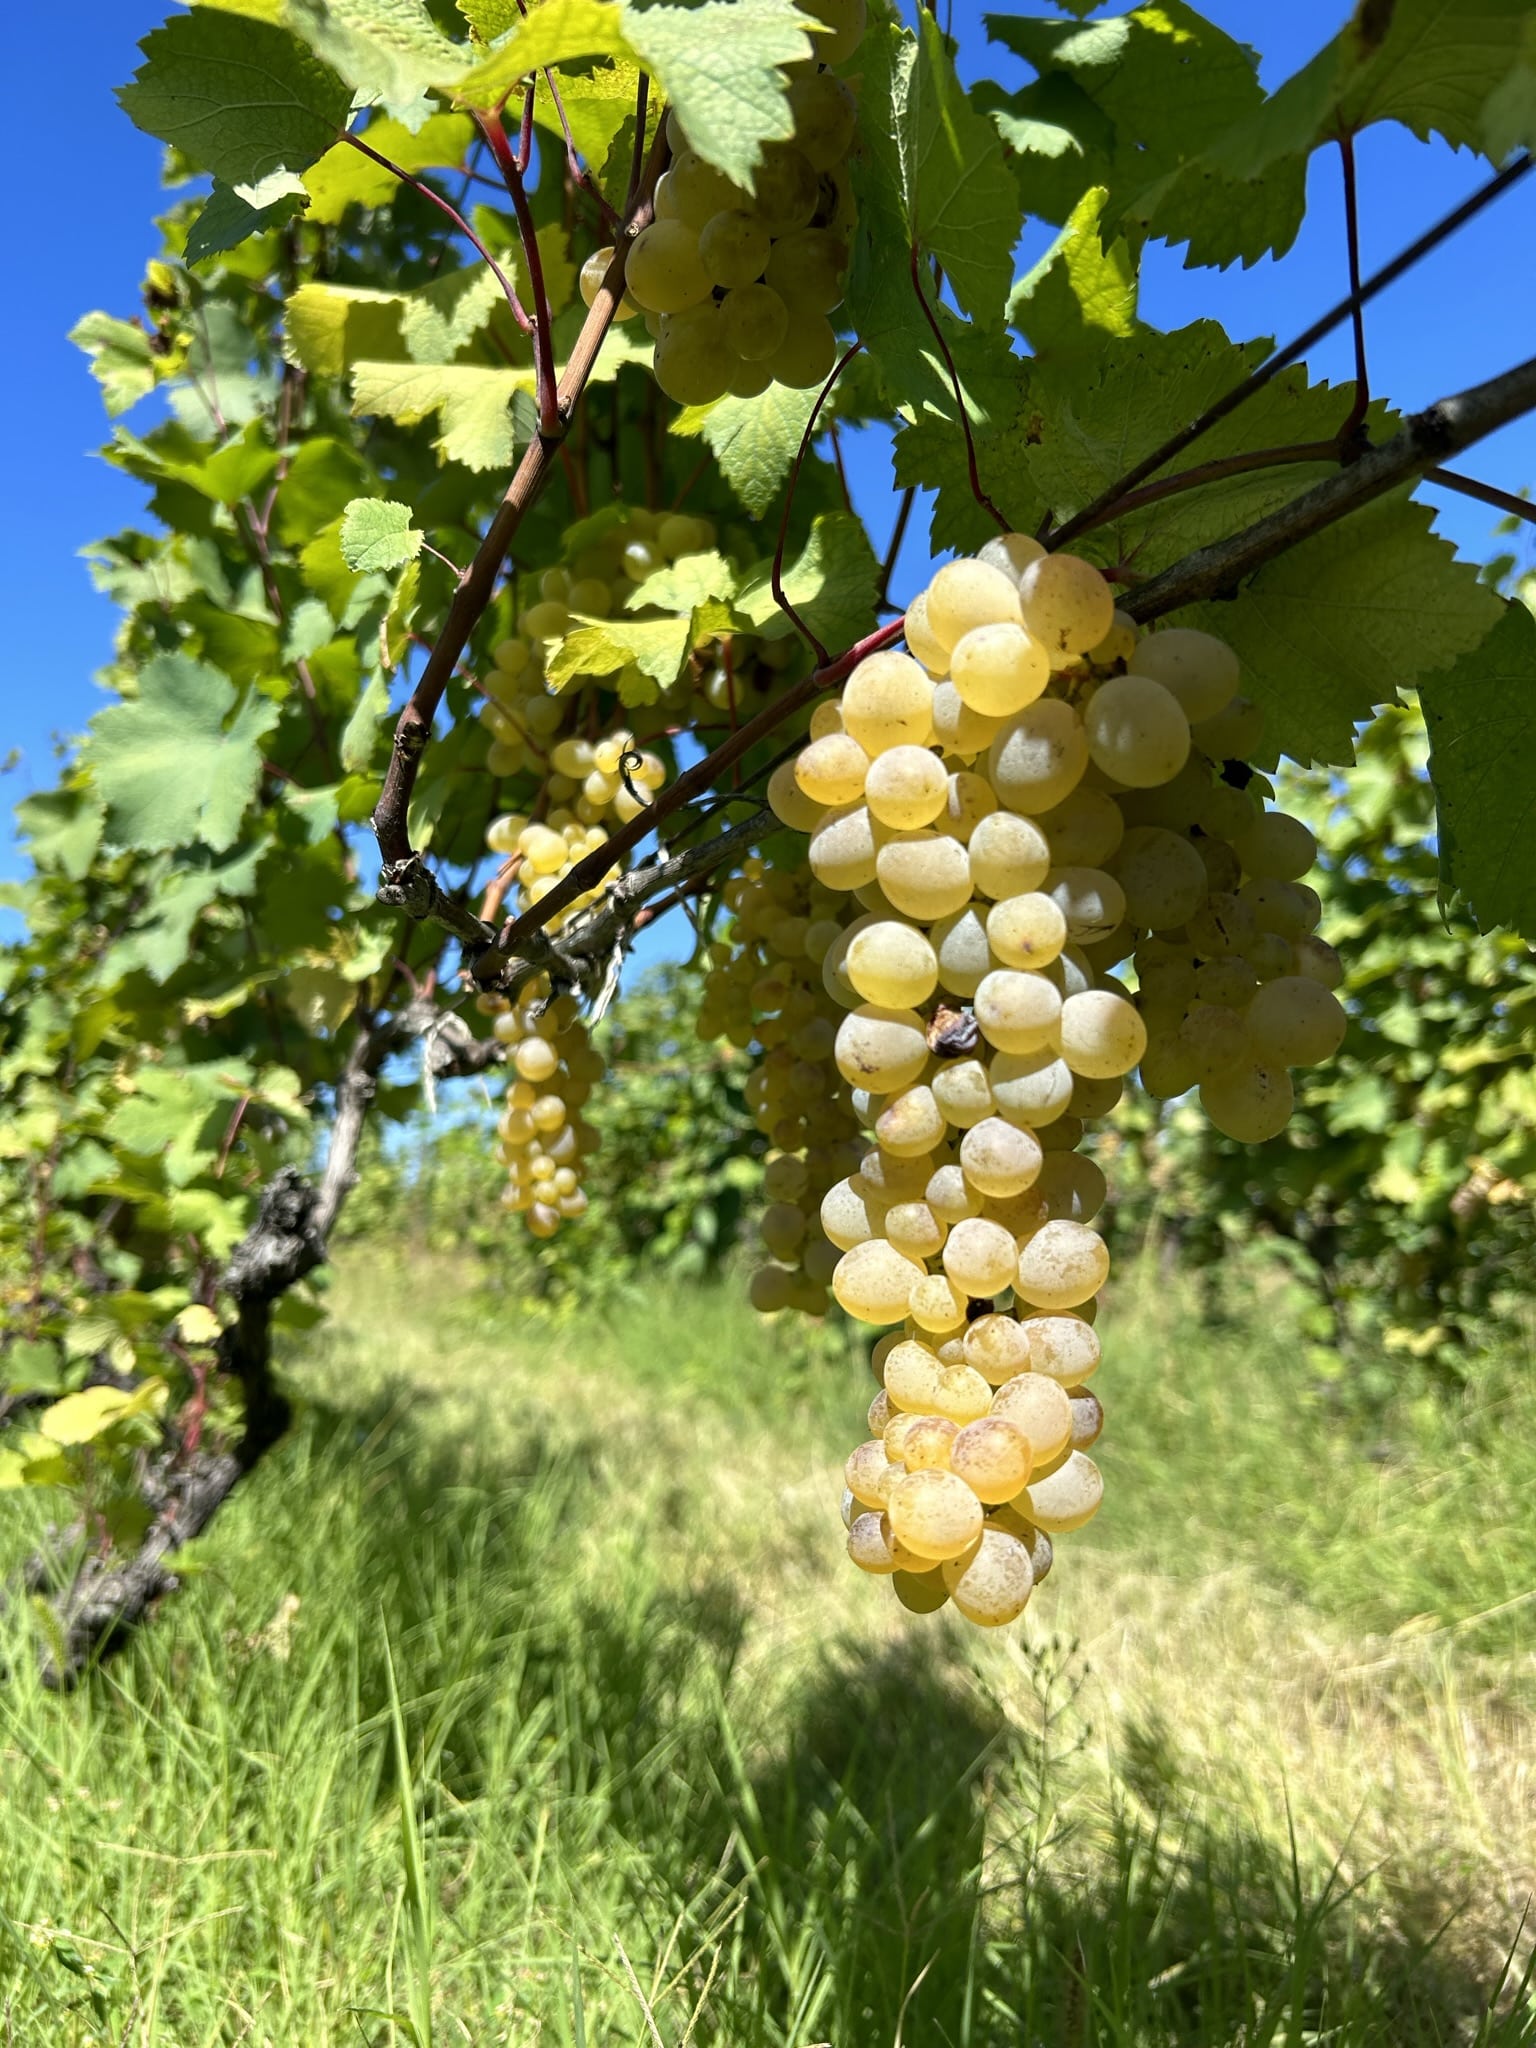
[{"xmin": 1, "ymin": 1247, "xmax": 1534, "ymax": 2045}]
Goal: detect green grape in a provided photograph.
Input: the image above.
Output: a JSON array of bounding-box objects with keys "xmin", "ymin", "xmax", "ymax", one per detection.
[
  {"xmin": 766, "ymin": 312, "xmax": 838, "ymax": 390},
  {"xmin": 719, "ymin": 282, "xmax": 790, "ymax": 361},
  {"xmin": 764, "ymin": 227, "xmax": 849, "ymax": 313},
  {"xmin": 698, "ymin": 208, "xmax": 772, "ymax": 287},
  {"xmin": 796, "ymin": 0, "xmax": 866, "ymax": 65},
  {"xmin": 787, "ymin": 71, "xmax": 858, "ymax": 168},
  {"xmin": 626, "ymin": 220, "xmax": 713, "ymax": 314}
]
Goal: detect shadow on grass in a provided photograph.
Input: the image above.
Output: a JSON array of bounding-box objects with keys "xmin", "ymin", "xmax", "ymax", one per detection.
[{"xmin": 4, "ymin": 1385, "xmax": 1528, "ymax": 2047}]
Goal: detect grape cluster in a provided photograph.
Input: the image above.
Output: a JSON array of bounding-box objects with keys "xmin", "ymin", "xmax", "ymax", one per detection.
[
  {"xmin": 489, "ymin": 981, "xmax": 606, "ymax": 1238},
  {"xmin": 590, "ymin": 0, "xmax": 865, "ymax": 406},
  {"xmin": 761, "ymin": 534, "xmax": 1340, "ymax": 1625},
  {"xmin": 697, "ymin": 854, "xmax": 864, "ymax": 1312}
]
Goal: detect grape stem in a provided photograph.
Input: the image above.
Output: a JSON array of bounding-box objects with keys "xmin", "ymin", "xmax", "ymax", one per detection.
[
  {"xmin": 908, "ymin": 242, "xmax": 1009, "ymax": 533},
  {"xmin": 474, "ymin": 110, "xmax": 561, "ymax": 435},
  {"xmin": 370, "ymin": 106, "xmax": 671, "ymax": 879},
  {"xmin": 772, "ymin": 341, "xmax": 865, "ymax": 663},
  {"xmin": 1047, "ymin": 150, "xmax": 1534, "ymax": 551},
  {"xmin": 486, "ymin": 619, "xmax": 908, "ymax": 971},
  {"xmin": 1121, "ymin": 350, "xmax": 1536, "ymax": 621},
  {"xmin": 340, "ymin": 132, "xmax": 534, "ymax": 337}
]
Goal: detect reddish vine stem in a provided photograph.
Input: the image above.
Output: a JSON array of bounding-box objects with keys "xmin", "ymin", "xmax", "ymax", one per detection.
[
  {"xmin": 1068, "ymin": 440, "xmax": 1342, "ymax": 537},
  {"xmin": 909, "ymin": 242, "xmax": 1008, "ymax": 532},
  {"xmin": 490, "ymin": 617, "xmax": 908, "ymax": 965},
  {"xmin": 341, "ymin": 132, "xmax": 533, "ymax": 335},
  {"xmin": 1335, "ymin": 131, "xmax": 1372, "ymax": 457},
  {"xmin": 1048, "ymin": 150, "xmax": 1534, "ymax": 551},
  {"xmin": 771, "ymin": 341, "xmax": 865, "ymax": 662},
  {"xmin": 371, "ymin": 109, "xmax": 670, "ymax": 878},
  {"xmin": 475, "ymin": 111, "xmax": 561, "ymax": 434}
]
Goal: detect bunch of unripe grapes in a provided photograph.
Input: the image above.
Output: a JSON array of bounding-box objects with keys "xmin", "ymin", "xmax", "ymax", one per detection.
[
  {"xmin": 583, "ymin": 0, "xmax": 865, "ymax": 405},
  {"xmin": 696, "ymin": 855, "xmax": 864, "ymax": 1313},
  {"xmin": 488, "ymin": 980, "xmax": 606, "ymax": 1238},
  {"xmin": 477, "ymin": 504, "xmax": 720, "ymax": 777},
  {"xmin": 759, "ymin": 533, "xmax": 1341, "ymax": 1625},
  {"xmin": 486, "ymin": 724, "xmax": 666, "ymax": 931}
]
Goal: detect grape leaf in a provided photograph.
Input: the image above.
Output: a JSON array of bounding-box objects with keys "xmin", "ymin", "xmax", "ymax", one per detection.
[
  {"xmin": 349, "ymin": 360, "xmax": 535, "ymax": 468},
  {"xmin": 70, "ymin": 313, "xmax": 156, "ymax": 417},
  {"xmin": 1182, "ymin": 494, "xmax": 1502, "ymax": 767},
  {"xmin": 452, "ymin": 0, "xmax": 638, "ymax": 107},
  {"xmin": 285, "ymin": 0, "xmax": 470, "ymax": 112},
  {"xmin": 15, "ymin": 788, "xmax": 106, "ymax": 882},
  {"xmin": 972, "ymin": 71, "xmax": 1116, "ymax": 228},
  {"xmin": 83, "ymin": 655, "xmax": 279, "ymax": 854},
  {"xmin": 108, "ymin": 1062, "xmax": 256, "ymax": 1187},
  {"xmin": 38, "ymin": 1380, "xmax": 168, "ymax": 1448},
  {"xmin": 671, "ymin": 384, "xmax": 818, "ymax": 516},
  {"xmin": 889, "ymin": 315, "xmax": 1043, "ymax": 556},
  {"xmin": 1010, "ymin": 186, "xmax": 1137, "ymax": 355},
  {"xmin": 625, "ymin": 552, "xmax": 738, "ymax": 614},
  {"xmin": 854, "ymin": 12, "xmax": 1022, "ymax": 334},
  {"xmin": 622, "ymin": 0, "xmax": 811, "ymax": 186},
  {"xmin": 737, "ymin": 511, "xmax": 878, "ymax": 656},
  {"xmin": 546, "ymin": 615, "xmax": 693, "ymax": 696},
  {"xmin": 301, "ymin": 110, "xmax": 474, "ymax": 222},
  {"xmin": 108, "ymin": 845, "xmax": 266, "ymax": 983},
  {"xmin": 185, "ymin": 179, "xmax": 302, "ymax": 263},
  {"xmin": 284, "ymin": 284, "xmax": 408, "ymax": 377},
  {"xmin": 986, "ymin": 2, "xmax": 1305, "ymax": 270},
  {"xmin": 118, "ymin": 10, "xmax": 351, "ymax": 189},
  {"xmin": 1421, "ymin": 601, "xmax": 1536, "ymax": 939},
  {"xmin": 340, "ymin": 497, "xmax": 424, "ymax": 571}
]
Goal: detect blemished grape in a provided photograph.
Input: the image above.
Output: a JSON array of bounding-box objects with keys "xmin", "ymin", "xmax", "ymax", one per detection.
[
  {"xmin": 886, "ymin": 1468, "xmax": 985, "ymax": 1561},
  {"xmin": 864, "ymin": 745, "xmax": 950, "ymax": 829},
  {"xmin": 974, "ymin": 968, "xmax": 1063, "ymax": 1054},
  {"xmin": 949, "ymin": 622, "xmax": 1050, "ymax": 717},
  {"xmin": 990, "ymin": 1371, "xmax": 1073, "ymax": 1465},
  {"xmin": 949, "ymin": 1416, "xmax": 1032, "ymax": 1504},
  {"xmin": 1200, "ymin": 1058, "xmax": 1295, "ymax": 1142},
  {"xmin": 1017, "ymin": 552, "xmax": 1115, "ymax": 661},
  {"xmin": 987, "ymin": 891, "xmax": 1068, "ymax": 970},
  {"xmin": 943, "ymin": 1528, "xmax": 1036, "ymax": 1624},
  {"xmin": 834, "ymin": 1003, "xmax": 930, "ymax": 1091},
  {"xmin": 1015, "ymin": 1219, "xmax": 1110, "ymax": 1309},
  {"xmin": 1024, "ymin": 1451, "xmax": 1103, "ymax": 1532},
  {"xmin": 1023, "ymin": 1313, "xmax": 1100, "ymax": 1383},
  {"xmin": 931, "ymin": 1057, "xmax": 996, "ymax": 1129},
  {"xmin": 1245, "ymin": 975, "xmax": 1347, "ymax": 1066},
  {"xmin": 988, "ymin": 699, "xmax": 1091, "ymax": 814},
  {"xmin": 959, "ymin": 1115, "xmax": 1043, "ymax": 1198},
  {"xmin": 876, "ymin": 831, "xmax": 974, "ymax": 921},
  {"xmin": 942, "ymin": 1216, "xmax": 1021, "ymax": 1296},
  {"xmin": 842, "ymin": 651, "xmax": 935, "ymax": 754},
  {"xmin": 833, "ymin": 1237, "xmax": 928, "ymax": 1322}
]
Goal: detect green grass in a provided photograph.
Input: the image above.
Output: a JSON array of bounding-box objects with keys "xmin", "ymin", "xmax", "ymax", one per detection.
[{"xmin": 1, "ymin": 1250, "xmax": 1534, "ymax": 2045}]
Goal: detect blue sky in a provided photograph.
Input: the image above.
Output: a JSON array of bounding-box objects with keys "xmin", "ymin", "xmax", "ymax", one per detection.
[{"xmin": 4, "ymin": 0, "xmax": 1534, "ymax": 968}]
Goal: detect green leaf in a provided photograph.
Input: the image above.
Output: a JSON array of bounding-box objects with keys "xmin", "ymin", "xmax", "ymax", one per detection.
[
  {"xmin": 302, "ymin": 110, "xmax": 474, "ymax": 221},
  {"xmin": 671, "ymin": 384, "xmax": 818, "ymax": 517},
  {"xmin": 37, "ymin": 1379, "xmax": 169, "ymax": 1447},
  {"xmin": 452, "ymin": 0, "xmax": 638, "ymax": 108},
  {"xmin": 70, "ymin": 312, "xmax": 156, "ymax": 417},
  {"xmin": 341, "ymin": 671, "xmax": 393, "ymax": 772},
  {"xmin": 185, "ymin": 179, "xmax": 302, "ymax": 263},
  {"xmin": 737, "ymin": 511, "xmax": 878, "ymax": 655},
  {"xmin": 14, "ymin": 787, "xmax": 105, "ymax": 881},
  {"xmin": 1421, "ymin": 602, "xmax": 1536, "ymax": 939},
  {"xmin": 273, "ymin": 435, "xmax": 374, "ymax": 543},
  {"xmin": 972, "ymin": 70, "xmax": 1115, "ymax": 228},
  {"xmin": 340, "ymin": 498, "xmax": 424, "ymax": 572},
  {"xmin": 622, "ymin": 0, "xmax": 813, "ymax": 187},
  {"xmin": 109, "ymin": 1063, "xmax": 255, "ymax": 1187},
  {"xmin": 547, "ymin": 615, "xmax": 693, "ymax": 697},
  {"xmin": 349, "ymin": 360, "xmax": 535, "ymax": 469},
  {"xmin": 625, "ymin": 551, "xmax": 738, "ymax": 615},
  {"xmin": 4, "ymin": 1341, "xmax": 63, "ymax": 1397},
  {"xmin": 1183, "ymin": 494, "xmax": 1503, "ymax": 767},
  {"xmin": 1010, "ymin": 186, "xmax": 1137, "ymax": 355},
  {"xmin": 109, "ymin": 844, "xmax": 266, "ymax": 983},
  {"xmin": 118, "ymin": 10, "xmax": 351, "ymax": 190},
  {"xmin": 83, "ymin": 655, "xmax": 280, "ymax": 854},
  {"xmin": 284, "ymin": 283, "xmax": 407, "ymax": 377},
  {"xmin": 854, "ymin": 13, "xmax": 1022, "ymax": 333},
  {"xmin": 1335, "ymin": 0, "xmax": 1534, "ymax": 153},
  {"xmin": 284, "ymin": 0, "xmax": 470, "ymax": 112},
  {"xmin": 889, "ymin": 315, "xmax": 1041, "ymax": 556},
  {"xmin": 986, "ymin": 3, "xmax": 1303, "ymax": 270}
]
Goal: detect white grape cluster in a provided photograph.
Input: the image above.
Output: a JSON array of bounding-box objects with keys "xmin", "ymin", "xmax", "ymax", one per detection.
[
  {"xmin": 696, "ymin": 854, "xmax": 864, "ymax": 1313},
  {"xmin": 760, "ymin": 534, "xmax": 1342, "ymax": 1625},
  {"xmin": 490, "ymin": 981, "xmax": 606, "ymax": 1238},
  {"xmin": 485, "ymin": 726, "xmax": 666, "ymax": 932},
  {"xmin": 584, "ymin": 0, "xmax": 865, "ymax": 406}
]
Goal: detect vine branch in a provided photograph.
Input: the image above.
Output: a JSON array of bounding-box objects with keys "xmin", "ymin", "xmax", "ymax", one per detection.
[
  {"xmin": 1121, "ymin": 352, "xmax": 1536, "ymax": 621},
  {"xmin": 1049, "ymin": 150, "xmax": 1534, "ymax": 552}
]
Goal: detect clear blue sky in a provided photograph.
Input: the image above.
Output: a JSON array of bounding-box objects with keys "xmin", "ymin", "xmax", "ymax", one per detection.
[{"xmin": 5, "ymin": 0, "xmax": 1534, "ymax": 963}]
